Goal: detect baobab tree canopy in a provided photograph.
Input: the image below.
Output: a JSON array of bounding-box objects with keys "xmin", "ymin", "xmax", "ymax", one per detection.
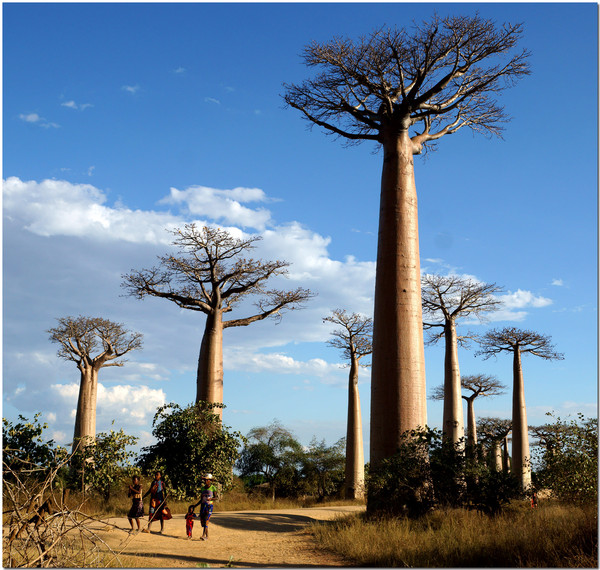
[
  {"xmin": 122, "ymin": 224, "xmax": 313, "ymax": 414},
  {"xmin": 48, "ymin": 316, "xmax": 143, "ymax": 444},
  {"xmin": 283, "ymin": 15, "xmax": 530, "ymax": 153},
  {"xmin": 476, "ymin": 327, "xmax": 564, "ymax": 361}
]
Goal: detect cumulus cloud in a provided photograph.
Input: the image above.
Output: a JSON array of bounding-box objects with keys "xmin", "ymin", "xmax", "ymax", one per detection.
[
  {"xmin": 19, "ymin": 112, "xmax": 59, "ymax": 128},
  {"xmin": 499, "ymin": 289, "xmax": 553, "ymax": 309},
  {"xmin": 61, "ymin": 100, "xmax": 93, "ymax": 111},
  {"xmin": 160, "ymin": 185, "xmax": 272, "ymax": 230},
  {"xmin": 122, "ymin": 85, "xmax": 140, "ymax": 94},
  {"xmin": 551, "ymin": 278, "xmax": 564, "ymax": 287},
  {"xmin": 204, "ymin": 97, "xmax": 221, "ymax": 105}
]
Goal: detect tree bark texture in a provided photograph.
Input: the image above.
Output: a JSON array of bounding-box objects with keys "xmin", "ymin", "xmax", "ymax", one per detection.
[
  {"xmin": 72, "ymin": 367, "xmax": 98, "ymax": 445},
  {"xmin": 511, "ymin": 348, "xmax": 531, "ymax": 489},
  {"xmin": 344, "ymin": 357, "xmax": 365, "ymax": 499},
  {"xmin": 370, "ymin": 132, "xmax": 427, "ymax": 466},
  {"xmin": 196, "ymin": 310, "xmax": 224, "ymax": 419},
  {"xmin": 443, "ymin": 321, "xmax": 464, "ymax": 448}
]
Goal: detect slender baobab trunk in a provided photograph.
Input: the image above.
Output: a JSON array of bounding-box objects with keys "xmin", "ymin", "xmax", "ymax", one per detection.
[
  {"xmin": 370, "ymin": 131, "xmax": 427, "ymax": 466},
  {"xmin": 443, "ymin": 321, "xmax": 464, "ymax": 448},
  {"xmin": 72, "ymin": 367, "xmax": 98, "ymax": 446},
  {"xmin": 491, "ymin": 440, "xmax": 503, "ymax": 471},
  {"xmin": 511, "ymin": 348, "xmax": 531, "ymax": 489},
  {"xmin": 502, "ymin": 436, "xmax": 511, "ymax": 472},
  {"xmin": 465, "ymin": 396, "xmax": 477, "ymax": 448},
  {"xmin": 197, "ymin": 310, "xmax": 224, "ymax": 419},
  {"xmin": 345, "ymin": 356, "xmax": 365, "ymax": 499}
]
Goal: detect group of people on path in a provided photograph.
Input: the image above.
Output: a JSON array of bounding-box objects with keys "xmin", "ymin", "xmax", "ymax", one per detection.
[{"xmin": 127, "ymin": 470, "xmax": 218, "ymax": 540}]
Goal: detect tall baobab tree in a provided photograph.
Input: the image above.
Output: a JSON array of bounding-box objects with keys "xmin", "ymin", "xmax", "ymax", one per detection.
[
  {"xmin": 48, "ymin": 316, "xmax": 143, "ymax": 446},
  {"xmin": 122, "ymin": 224, "xmax": 313, "ymax": 418},
  {"xmin": 477, "ymin": 417, "xmax": 512, "ymax": 471},
  {"xmin": 429, "ymin": 373, "xmax": 506, "ymax": 450},
  {"xmin": 323, "ymin": 309, "xmax": 372, "ymax": 499},
  {"xmin": 284, "ymin": 17, "xmax": 530, "ymax": 465},
  {"xmin": 422, "ymin": 275, "xmax": 503, "ymax": 447},
  {"xmin": 476, "ymin": 327, "xmax": 563, "ymax": 489}
]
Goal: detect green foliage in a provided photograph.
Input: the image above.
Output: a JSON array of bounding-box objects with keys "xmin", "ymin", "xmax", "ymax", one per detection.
[
  {"xmin": 2, "ymin": 414, "xmax": 67, "ymax": 476},
  {"xmin": 236, "ymin": 420, "xmax": 303, "ymax": 499},
  {"xmin": 533, "ymin": 413, "xmax": 598, "ymax": 503},
  {"xmin": 367, "ymin": 427, "xmax": 522, "ymax": 518},
  {"xmin": 75, "ymin": 426, "xmax": 139, "ymax": 500},
  {"xmin": 138, "ymin": 402, "xmax": 245, "ymax": 500},
  {"xmin": 300, "ymin": 437, "xmax": 346, "ymax": 500}
]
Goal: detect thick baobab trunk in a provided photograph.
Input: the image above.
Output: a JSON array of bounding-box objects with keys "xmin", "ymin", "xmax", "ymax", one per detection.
[
  {"xmin": 72, "ymin": 367, "xmax": 98, "ymax": 446},
  {"xmin": 443, "ymin": 321, "xmax": 464, "ymax": 448},
  {"xmin": 196, "ymin": 310, "xmax": 224, "ymax": 419},
  {"xmin": 466, "ymin": 397, "xmax": 477, "ymax": 448},
  {"xmin": 511, "ymin": 348, "xmax": 531, "ymax": 489},
  {"xmin": 345, "ymin": 356, "xmax": 365, "ymax": 499},
  {"xmin": 370, "ymin": 131, "xmax": 427, "ymax": 466}
]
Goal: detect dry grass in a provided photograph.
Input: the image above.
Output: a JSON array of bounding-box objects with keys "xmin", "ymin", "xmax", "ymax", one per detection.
[{"xmin": 311, "ymin": 501, "xmax": 598, "ymax": 567}]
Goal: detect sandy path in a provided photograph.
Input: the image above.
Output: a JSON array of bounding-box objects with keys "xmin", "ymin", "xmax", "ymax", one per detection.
[{"xmin": 94, "ymin": 506, "xmax": 364, "ymax": 567}]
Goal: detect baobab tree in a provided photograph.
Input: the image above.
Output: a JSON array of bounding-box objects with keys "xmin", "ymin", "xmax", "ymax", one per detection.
[
  {"xmin": 284, "ymin": 17, "xmax": 530, "ymax": 465},
  {"xmin": 323, "ymin": 309, "xmax": 372, "ymax": 499},
  {"xmin": 122, "ymin": 224, "xmax": 313, "ymax": 418},
  {"xmin": 477, "ymin": 417, "xmax": 511, "ymax": 471},
  {"xmin": 48, "ymin": 316, "xmax": 143, "ymax": 446},
  {"xmin": 429, "ymin": 373, "xmax": 505, "ymax": 450},
  {"xmin": 422, "ymin": 275, "xmax": 503, "ymax": 447},
  {"xmin": 476, "ymin": 327, "xmax": 563, "ymax": 489}
]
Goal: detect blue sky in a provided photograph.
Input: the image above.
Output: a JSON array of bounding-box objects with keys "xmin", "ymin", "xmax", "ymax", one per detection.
[{"xmin": 3, "ymin": 2, "xmax": 597, "ymax": 459}]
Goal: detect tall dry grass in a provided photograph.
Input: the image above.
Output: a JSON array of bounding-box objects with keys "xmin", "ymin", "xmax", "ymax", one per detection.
[{"xmin": 311, "ymin": 501, "xmax": 597, "ymax": 567}]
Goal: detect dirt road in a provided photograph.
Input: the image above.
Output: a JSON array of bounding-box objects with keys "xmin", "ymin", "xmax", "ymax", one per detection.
[{"xmin": 95, "ymin": 506, "xmax": 364, "ymax": 567}]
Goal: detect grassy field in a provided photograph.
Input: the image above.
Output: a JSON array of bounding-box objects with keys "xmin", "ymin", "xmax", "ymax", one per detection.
[{"xmin": 310, "ymin": 501, "xmax": 597, "ymax": 567}]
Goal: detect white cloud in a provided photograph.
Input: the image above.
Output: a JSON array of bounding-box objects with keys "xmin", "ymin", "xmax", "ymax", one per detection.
[
  {"xmin": 62, "ymin": 100, "xmax": 93, "ymax": 111},
  {"xmin": 19, "ymin": 113, "xmax": 59, "ymax": 128},
  {"xmin": 160, "ymin": 185, "xmax": 272, "ymax": 230},
  {"xmin": 204, "ymin": 97, "xmax": 221, "ymax": 105},
  {"xmin": 173, "ymin": 67, "xmax": 186, "ymax": 74},
  {"xmin": 551, "ymin": 278, "xmax": 564, "ymax": 287},
  {"xmin": 499, "ymin": 289, "xmax": 553, "ymax": 309},
  {"xmin": 122, "ymin": 85, "xmax": 140, "ymax": 94}
]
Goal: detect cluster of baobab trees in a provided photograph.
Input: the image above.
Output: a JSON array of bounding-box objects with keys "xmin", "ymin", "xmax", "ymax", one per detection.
[{"xmin": 47, "ymin": 14, "xmax": 564, "ymax": 507}]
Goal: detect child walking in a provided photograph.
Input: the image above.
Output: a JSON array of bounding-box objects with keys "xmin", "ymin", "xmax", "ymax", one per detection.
[{"xmin": 185, "ymin": 505, "xmax": 197, "ymax": 539}]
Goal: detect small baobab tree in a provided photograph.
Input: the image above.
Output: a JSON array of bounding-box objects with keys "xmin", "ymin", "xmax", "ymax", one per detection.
[
  {"xmin": 323, "ymin": 309, "xmax": 372, "ymax": 499},
  {"xmin": 430, "ymin": 373, "xmax": 506, "ymax": 452},
  {"xmin": 461, "ymin": 374, "xmax": 506, "ymax": 449},
  {"xmin": 48, "ymin": 316, "xmax": 143, "ymax": 446},
  {"xmin": 477, "ymin": 417, "xmax": 512, "ymax": 472},
  {"xmin": 122, "ymin": 224, "xmax": 313, "ymax": 419},
  {"xmin": 284, "ymin": 18, "xmax": 530, "ymax": 465},
  {"xmin": 476, "ymin": 327, "xmax": 563, "ymax": 489},
  {"xmin": 422, "ymin": 275, "xmax": 503, "ymax": 447}
]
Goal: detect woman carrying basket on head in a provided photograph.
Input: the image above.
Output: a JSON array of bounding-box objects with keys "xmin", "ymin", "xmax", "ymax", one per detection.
[{"xmin": 143, "ymin": 471, "xmax": 169, "ymax": 534}]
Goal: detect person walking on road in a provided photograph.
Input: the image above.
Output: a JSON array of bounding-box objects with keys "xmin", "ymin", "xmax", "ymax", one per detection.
[
  {"xmin": 191, "ymin": 474, "xmax": 218, "ymax": 540},
  {"xmin": 127, "ymin": 475, "xmax": 144, "ymax": 532}
]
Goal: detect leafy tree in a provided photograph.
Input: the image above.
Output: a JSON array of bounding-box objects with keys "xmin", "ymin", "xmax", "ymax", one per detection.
[
  {"xmin": 422, "ymin": 275, "xmax": 503, "ymax": 447},
  {"xmin": 284, "ymin": 17, "xmax": 529, "ymax": 467},
  {"xmin": 476, "ymin": 327, "xmax": 563, "ymax": 490},
  {"xmin": 236, "ymin": 420, "xmax": 303, "ymax": 500},
  {"xmin": 138, "ymin": 402, "xmax": 245, "ymax": 500},
  {"xmin": 3, "ymin": 414, "xmax": 67, "ymax": 477},
  {"xmin": 76, "ymin": 426, "xmax": 138, "ymax": 500},
  {"xmin": 323, "ymin": 309, "xmax": 372, "ymax": 499},
  {"xmin": 300, "ymin": 437, "xmax": 346, "ymax": 501},
  {"xmin": 122, "ymin": 225, "xmax": 313, "ymax": 419},
  {"xmin": 48, "ymin": 316, "xmax": 143, "ymax": 444},
  {"xmin": 532, "ymin": 413, "xmax": 597, "ymax": 503}
]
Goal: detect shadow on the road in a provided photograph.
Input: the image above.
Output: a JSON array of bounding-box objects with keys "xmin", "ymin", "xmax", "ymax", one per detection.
[
  {"xmin": 121, "ymin": 551, "xmax": 336, "ymax": 567},
  {"xmin": 212, "ymin": 512, "xmax": 314, "ymax": 533}
]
